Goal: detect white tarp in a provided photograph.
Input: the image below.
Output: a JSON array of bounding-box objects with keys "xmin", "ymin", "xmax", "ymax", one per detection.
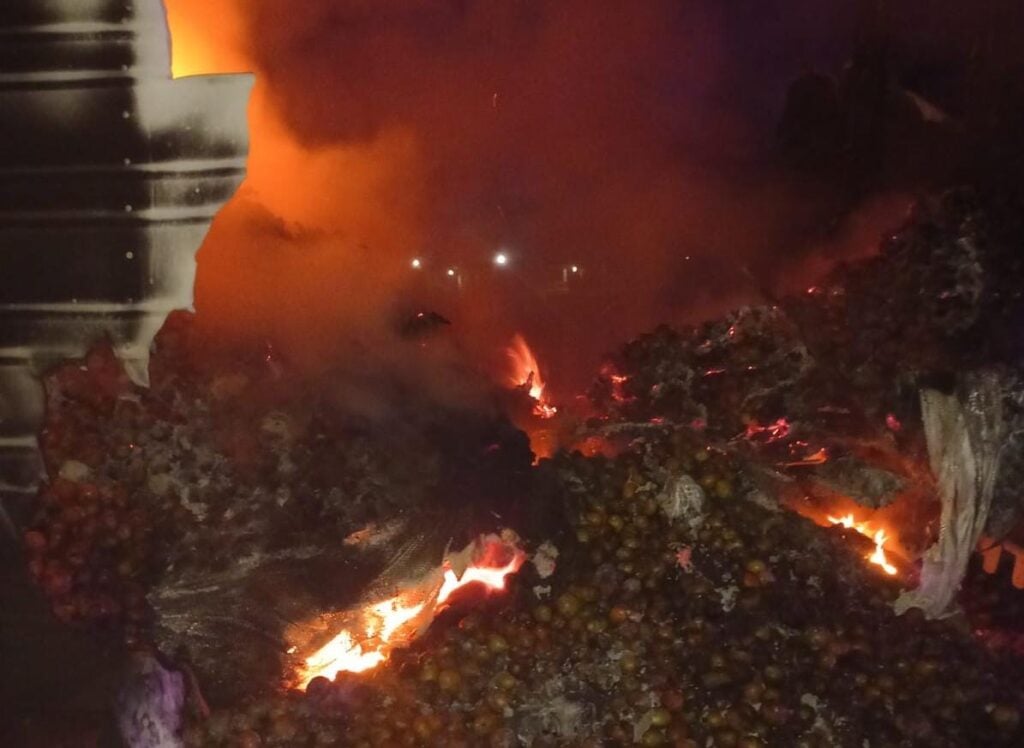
[{"xmin": 895, "ymin": 372, "xmax": 1006, "ymax": 619}]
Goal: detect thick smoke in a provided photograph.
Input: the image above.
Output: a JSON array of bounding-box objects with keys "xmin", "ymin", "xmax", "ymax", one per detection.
[{"xmin": 164, "ymin": 0, "xmax": 1019, "ymax": 391}]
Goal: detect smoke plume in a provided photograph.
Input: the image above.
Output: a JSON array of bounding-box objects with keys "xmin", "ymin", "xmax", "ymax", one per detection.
[{"xmin": 164, "ymin": 0, "xmax": 1021, "ymax": 390}]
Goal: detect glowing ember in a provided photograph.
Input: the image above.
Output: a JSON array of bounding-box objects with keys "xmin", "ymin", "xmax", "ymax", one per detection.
[
  {"xmin": 507, "ymin": 334, "xmax": 557, "ymax": 418},
  {"xmin": 828, "ymin": 514, "xmax": 898, "ymax": 576},
  {"xmin": 744, "ymin": 418, "xmax": 791, "ymax": 442},
  {"xmin": 297, "ymin": 537, "xmax": 525, "ymax": 687},
  {"xmin": 782, "ymin": 447, "xmax": 829, "ymax": 467},
  {"xmin": 601, "ymin": 368, "xmax": 632, "ymax": 403}
]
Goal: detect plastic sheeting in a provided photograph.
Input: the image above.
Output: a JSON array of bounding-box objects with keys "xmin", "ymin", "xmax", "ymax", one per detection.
[{"xmin": 895, "ymin": 372, "xmax": 1006, "ymax": 619}]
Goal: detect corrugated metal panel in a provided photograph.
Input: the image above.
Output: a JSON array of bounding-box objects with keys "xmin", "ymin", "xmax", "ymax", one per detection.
[{"xmin": 0, "ymin": 0, "xmax": 252, "ymax": 526}]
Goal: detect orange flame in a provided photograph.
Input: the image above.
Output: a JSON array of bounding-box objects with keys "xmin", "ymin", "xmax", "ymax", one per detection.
[
  {"xmin": 302, "ymin": 621, "xmax": 390, "ymax": 677},
  {"xmin": 868, "ymin": 530, "xmax": 898, "ymax": 576},
  {"xmin": 373, "ymin": 597, "xmax": 428, "ymax": 642},
  {"xmin": 507, "ymin": 334, "xmax": 557, "ymax": 419},
  {"xmin": 828, "ymin": 514, "xmax": 898, "ymax": 576},
  {"xmin": 297, "ymin": 538, "xmax": 524, "ymax": 687},
  {"xmin": 437, "ymin": 553, "xmax": 523, "ymax": 606}
]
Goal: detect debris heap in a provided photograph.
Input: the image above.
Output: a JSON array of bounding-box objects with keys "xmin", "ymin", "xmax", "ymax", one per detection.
[{"xmin": 188, "ymin": 432, "xmax": 1023, "ymax": 747}]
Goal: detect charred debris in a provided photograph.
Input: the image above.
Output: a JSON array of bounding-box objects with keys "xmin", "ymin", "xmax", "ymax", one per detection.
[{"xmin": 15, "ymin": 187, "xmax": 1024, "ymax": 746}]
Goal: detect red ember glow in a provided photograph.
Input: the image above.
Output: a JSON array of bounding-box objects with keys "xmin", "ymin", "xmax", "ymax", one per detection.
[
  {"xmin": 297, "ymin": 536, "xmax": 525, "ymax": 687},
  {"xmin": 744, "ymin": 418, "xmax": 791, "ymax": 442},
  {"xmin": 507, "ymin": 334, "xmax": 557, "ymax": 419},
  {"xmin": 782, "ymin": 447, "xmax": 829, "ymax": 467},
  {"xmin": 601, "ymin": 368, "xmax": 631, "ymax": 404}
]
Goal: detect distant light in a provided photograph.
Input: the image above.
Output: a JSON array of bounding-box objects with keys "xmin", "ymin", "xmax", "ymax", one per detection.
[
  {"xmin": 447, "ymin": 268, "xmax": 457, "ymax": 277},
  {"xmin": 494, "ymin": 252, "xmax": 509, "ymax": 267},
  {"xmin": 411, "ymin": 258, "xmax": 422, "ymax": 269},
  {"xmin": 570, "ymin": 265, "xmax": 579, "ymax": 274}
]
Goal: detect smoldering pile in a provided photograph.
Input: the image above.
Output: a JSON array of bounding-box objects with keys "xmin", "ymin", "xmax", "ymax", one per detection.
[
  {"xmin": 177, "ymin": 188, "xmax": 1024, "ymax": 747},
  {"xmin": 17, "ymin": 187, "xmax": 1024, "ymax": 747},
  {"xmin": 589, "ymin": 188, "xmax": 1024, "ymax": 534},
  {"xmin": 187, "ymin": 432, "xmax": 1023, "ymax": 747},
  {"xmin": 22, "ymin": 312, "xmax": 534, "ymax": 704}
]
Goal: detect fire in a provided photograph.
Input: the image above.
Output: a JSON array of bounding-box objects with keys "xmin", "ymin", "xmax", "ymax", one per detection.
[
  {"xmin": 296, "ymin": 536, "xmax": 525, "ymax": 688},
  {"xmin": 507, "ymin": 334, "xmax": 557, "ymax": 418},
  {"xmin": 828, "ymin": 514, "xmax": 898, "ymax": 576},
  {"xmin": 868, "ymin": 530, "xmax": 898, "ymax": 576},
  {"xmin": 437, "ymin": 553, "xmax": 523, "ymax": 605},
  {"xmin": 303, "ymin": 628, "xmax": 386, "ymax": 677},
  {"xmin": 300, "ymin": 595, "xmax": 429, "ymax": 681},
  {"xmin": 373, "ymin": 598, "xmax": 427, "ymax": 642}
]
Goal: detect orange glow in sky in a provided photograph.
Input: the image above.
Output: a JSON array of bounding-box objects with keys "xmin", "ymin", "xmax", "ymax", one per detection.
[{"xmin": 164, "ymin": 0, "xmax": 248, "ymax": 78}]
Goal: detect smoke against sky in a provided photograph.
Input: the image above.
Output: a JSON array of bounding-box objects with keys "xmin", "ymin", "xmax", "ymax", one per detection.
[{"xmin": 163, "ymin": 0, "xmax": 1016, "ymax": 386}]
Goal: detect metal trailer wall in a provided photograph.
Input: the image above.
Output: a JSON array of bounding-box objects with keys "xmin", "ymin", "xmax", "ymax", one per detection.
[{"xmin": 0, "ymin": 0, "xmax": 252, "ymax": 529}]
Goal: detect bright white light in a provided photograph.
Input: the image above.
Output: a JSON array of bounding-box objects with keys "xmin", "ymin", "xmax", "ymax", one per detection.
[
  {"xmin": 411, "ymin": 258, "xmax": 422, "ymax": 269},
  {"xmin": 447, "ymin": 268, "xmax": 457, "ymax": 277},
  {"xmin": 494, "ymin": 253, "xmax": 509, "ymax": 267},
  {"xmin": 570, "ymin": 265, "xmax": 579, "ymax": 273}
]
